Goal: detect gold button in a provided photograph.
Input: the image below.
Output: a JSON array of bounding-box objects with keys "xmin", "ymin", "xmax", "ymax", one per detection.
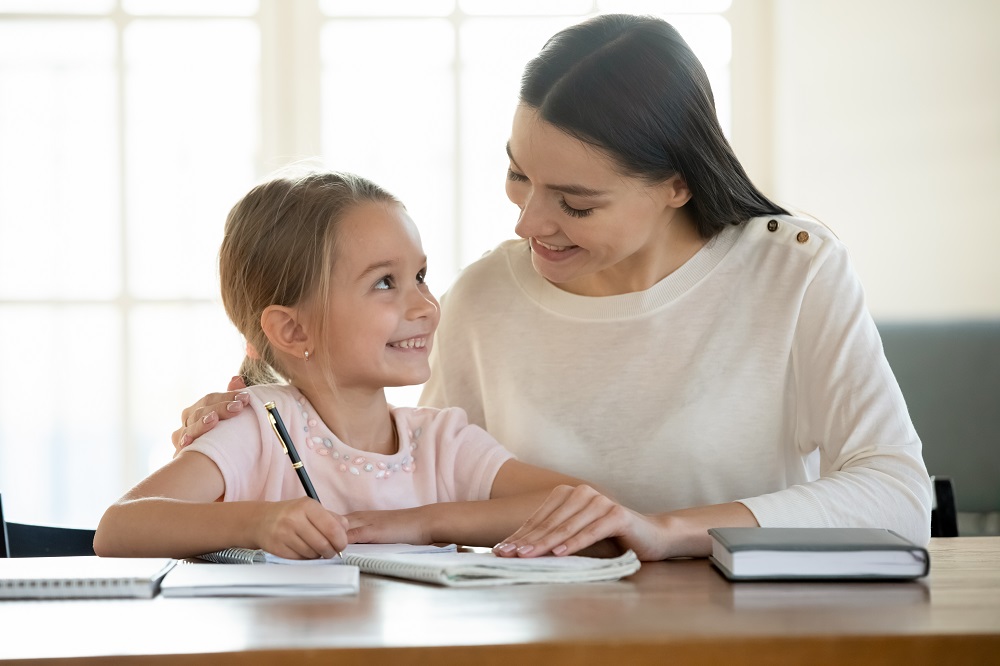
[
  {"xmin": 796, "ymin": 231, "xmax": 809, "ymax": 243},
  {"xmin": 767, "ymin": 219, "xmax": 778, "ymax": 232}
]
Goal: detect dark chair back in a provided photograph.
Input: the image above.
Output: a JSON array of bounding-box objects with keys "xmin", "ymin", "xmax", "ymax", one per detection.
[{"xmin": 0, "ymin": 494, "xmax": 96, "ymax": 558}]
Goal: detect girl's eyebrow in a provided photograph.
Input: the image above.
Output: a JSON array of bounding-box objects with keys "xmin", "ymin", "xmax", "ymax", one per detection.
[
  {"xmin": 358, "ymin": 259, "xmax": 395, "ymax": 281},
  {"xmin": 357, "ymin": 256, "xmax": 427, "ymax": 281},
  {"xmin": 505, "ymin": 141, "xmax": 608, "ymax": 198}
]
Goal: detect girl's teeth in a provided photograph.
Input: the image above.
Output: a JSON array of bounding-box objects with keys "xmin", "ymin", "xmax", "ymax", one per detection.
[{"xmin": 392, "ymin": 338, "xmax": 425, "ymax": 349}]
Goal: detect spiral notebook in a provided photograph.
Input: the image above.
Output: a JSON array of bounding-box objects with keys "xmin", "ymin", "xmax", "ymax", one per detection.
[
  {"xmin": 339, "ymin": 549, "xmax": 641, "ymax": 587},
  {"xmin": 0, "ymin": 556, "xmax": 177, "ymax": 599},
  {"xmin": 198, "ymin": 542, "xmax": 457, "ymax": 565}
]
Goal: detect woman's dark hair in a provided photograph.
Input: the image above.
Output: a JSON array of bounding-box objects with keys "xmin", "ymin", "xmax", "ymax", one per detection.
[{"xmin": 520, "ymin": 14, "xmax": 787, "ymax": 238}]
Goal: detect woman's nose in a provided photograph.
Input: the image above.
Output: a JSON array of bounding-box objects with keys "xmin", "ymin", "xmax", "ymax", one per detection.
[{"xmin": 513, "ymin": 194, "xmax": 556, "ymax": 240}]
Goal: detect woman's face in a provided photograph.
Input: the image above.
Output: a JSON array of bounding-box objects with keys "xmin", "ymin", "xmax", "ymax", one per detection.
[{"xmin": 505, "ymin": 104, "xmax": 700, "ymax": 297}]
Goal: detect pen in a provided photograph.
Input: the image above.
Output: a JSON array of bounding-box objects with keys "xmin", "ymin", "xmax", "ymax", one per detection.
[{"xmin": 264, "ymin": 401, "xmax": 343, "ymax": 560}]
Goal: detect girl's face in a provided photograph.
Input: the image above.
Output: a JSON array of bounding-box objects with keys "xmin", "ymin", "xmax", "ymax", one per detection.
[
  {"xmin": 505, "ymin": 104, "xmax": 701, "ymax": 297},
  {"xmin": 320, "ymin": 201, "xmax": 440, "ymax": 391}
]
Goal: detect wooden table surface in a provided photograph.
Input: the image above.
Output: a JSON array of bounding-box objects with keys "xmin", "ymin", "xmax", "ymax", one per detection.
[{"xmin": 2, "ymin": 537, "xmax": 999, "ymax": 665}]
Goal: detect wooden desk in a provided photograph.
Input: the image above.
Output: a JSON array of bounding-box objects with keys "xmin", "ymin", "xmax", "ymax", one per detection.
[{"xmin": 2, "ymin": 538, "xmax": 998, "ymax": 665}]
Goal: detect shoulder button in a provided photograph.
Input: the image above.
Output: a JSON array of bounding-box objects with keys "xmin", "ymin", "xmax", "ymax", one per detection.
[
  {"xmin": 796, "ymin": 231, "xmax": 810, "ymax": 243},
  {"xmin": 767, "ymin": 219, "xmax": 779, "ymax": 232}
]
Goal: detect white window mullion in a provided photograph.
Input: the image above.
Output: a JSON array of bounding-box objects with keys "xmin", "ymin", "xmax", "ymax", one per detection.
[{"xmin": 258, "ymin": 0, "xmax": 322, "ymax": 172}]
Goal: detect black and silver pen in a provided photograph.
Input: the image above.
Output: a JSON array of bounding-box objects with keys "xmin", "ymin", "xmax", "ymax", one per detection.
[{"xmin": 264, "ymin": 401, "xmax": 343, "ymax": 560}]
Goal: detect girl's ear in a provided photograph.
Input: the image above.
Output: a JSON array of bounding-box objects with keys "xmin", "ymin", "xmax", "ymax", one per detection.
[
  {"xmin": 659, "ymin": 174, "xmax": 692, "ymax": 209},
  {"xmin": 260, "ymin": 305, "xmax": 311, "ymax": 359}
]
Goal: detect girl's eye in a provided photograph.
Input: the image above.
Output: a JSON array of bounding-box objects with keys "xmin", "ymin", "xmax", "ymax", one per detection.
[
  {"xmin": 374, "ymin": 275, "xmax": 394, "ymax": 290},
  {"xmin": 416, "ymin": 267, "xmax": 427, "ymax": 285},
  {"xmin": 559, "ymin": 199, "xmax": 594, "ymax": 218},
  {"xmin": 507, "ymin": 168, "xmax": 528, "ymax": 183}
]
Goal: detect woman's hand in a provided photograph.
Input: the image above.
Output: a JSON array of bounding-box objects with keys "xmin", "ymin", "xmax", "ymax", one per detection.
[
  {"xmin": 255, "ymin": 497, "xmax": 349, "ymax": 560},
  {"xmin": 171, "ymin": 376, "xmax": 249, "ymax": 453},
  {"xmin": 345, "ymin": 507, "xmax": 434, "ymax": 546},
  {"xmin": 492, "ymin": 485, "xmax": 670, "ymax": 561}
]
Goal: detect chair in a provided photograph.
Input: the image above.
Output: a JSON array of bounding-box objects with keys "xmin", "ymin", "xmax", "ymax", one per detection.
[
  {"xmin": 878, "ymin": 320, "xmax": 1000, "ymax": 537},
  {"xmin": 0, "ymin": 493, "xmax": 96, "ymax": 558},
  {"xmin": 931, "ymin": 477, "xmax": 959, "ymax": 538}
]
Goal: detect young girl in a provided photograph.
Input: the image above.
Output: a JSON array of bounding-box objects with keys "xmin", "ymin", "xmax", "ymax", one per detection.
[{"xmin": 94, "ymin": 171, "xmax": 585, "ymax": 560}]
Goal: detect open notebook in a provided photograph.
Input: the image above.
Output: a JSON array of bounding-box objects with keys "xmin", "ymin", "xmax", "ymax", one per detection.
[{"xmin": 341, "ymin": 549, "xmax": 641, "ymax": 587}]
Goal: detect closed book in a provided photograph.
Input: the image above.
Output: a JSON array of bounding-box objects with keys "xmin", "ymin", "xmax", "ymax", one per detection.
[
  {"xmin": 341, "ymin": 549, "xmax": 641, "ymax": 587},
  {"xmin": 707, "ymin": 527, "xmax": 930, "ymax": 581},
  {"xmin": 160, "ymin": 562, "xmax": 359, "ymax": 597},
  {"xmin": 0, "ymin": 556, "xmax": 177, "ymax": 599}
]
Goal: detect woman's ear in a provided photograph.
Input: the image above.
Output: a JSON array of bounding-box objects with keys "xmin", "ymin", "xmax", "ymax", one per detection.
[
  {"xmin": 260, "ymin": 305, "xmax": 311, "ymax": 359},
  {"xmin": 659, "ymin": 174, "xmax": 692, "ymax": 209}
]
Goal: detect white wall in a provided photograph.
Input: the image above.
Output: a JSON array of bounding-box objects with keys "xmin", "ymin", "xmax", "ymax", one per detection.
[{"xmin": 730, "ymin": 0, "xmax": 1000, "ymax": 320}]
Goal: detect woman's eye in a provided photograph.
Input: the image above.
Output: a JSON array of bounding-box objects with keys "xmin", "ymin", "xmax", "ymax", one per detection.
[
  {"xmin": 374, "ymin": 275, "xmax": 394, "ymax": 290},
  {"xmin": 416, "ymin": 268, "xmax": 427, "ymax": 285},
  {"xmin": 507, "ymin": 168, "xmax": 528, "ymax": 183},
  {"xmin": 559, "ymin": 199, "xmax": 594, "ymax": 218}
]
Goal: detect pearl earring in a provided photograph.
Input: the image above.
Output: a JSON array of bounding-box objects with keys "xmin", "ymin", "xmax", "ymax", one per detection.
[{"xmin": 304, "ymin": 350, "xmax": 311, "ymax": 361}]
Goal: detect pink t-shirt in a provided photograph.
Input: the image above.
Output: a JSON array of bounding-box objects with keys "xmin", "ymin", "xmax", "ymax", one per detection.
[{"xmin": 185, "ymin": 384, "xmax": 515, "ymax": 513}]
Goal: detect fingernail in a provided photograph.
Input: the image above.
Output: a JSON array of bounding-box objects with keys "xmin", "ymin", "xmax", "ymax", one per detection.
[
  {"xmin": 552, "ymin": 544, "xmax": 567, "ymax": 556},
  {"xmin": 495, "ymin": 543, "xmax": 516, "ymax": 554},
  {"xmin": 237, "ymin": 391, "xmax": 250, "ymax": 403},
  {"xmin": 231, "ymin": 376, "xmax": 242, "ymax": 384},
  {"xmin": 202, "ymin": 411, "xmax": 218, "ymax": 425},
  {"xmin": 226, "ymin": 400, "xmax": 243, "ymax": 413},
  {"xmin": 179, "ymin": 434, "xmax": 191, "ymax": 448},
  {"xmin": 516, "ymin": 544, "xmax": 534, "ymax": 555}
]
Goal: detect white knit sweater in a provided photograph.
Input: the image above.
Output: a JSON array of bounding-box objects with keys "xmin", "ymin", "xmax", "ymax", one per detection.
[{"xmin": 420, "ymin": 215, "xmax": 932, "ymax": 545}]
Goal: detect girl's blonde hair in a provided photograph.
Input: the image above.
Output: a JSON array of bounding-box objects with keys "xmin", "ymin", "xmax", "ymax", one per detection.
[{"xmin": 219, "ymin": 170, "xmax": 400, "ymax": 386}]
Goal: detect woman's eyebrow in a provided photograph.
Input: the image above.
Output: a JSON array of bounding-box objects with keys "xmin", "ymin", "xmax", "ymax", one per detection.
[{"xmin": 506, "ymin": 141, "xmax": 608, "ymax": 198}]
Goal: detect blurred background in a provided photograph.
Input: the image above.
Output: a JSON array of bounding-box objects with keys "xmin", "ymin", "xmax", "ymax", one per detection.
[{"xmin": 0, "ymin": 0, "xmax": 997, "ymax": 528}]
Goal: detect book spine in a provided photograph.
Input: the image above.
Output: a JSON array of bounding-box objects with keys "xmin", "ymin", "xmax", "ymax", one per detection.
[
  {"xmin": 198, "ymin": 548, "xmax": 264, "ymax": 564},
  {"xmin": 341, "ymin": 554, "xmax": 447, "ymax": 584},
  {"xmin": 0, "ymin": 577, "xmax": 153, "ymax": 599}
]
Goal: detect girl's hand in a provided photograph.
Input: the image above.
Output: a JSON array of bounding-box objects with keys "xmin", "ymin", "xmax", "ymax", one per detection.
[
  {"xmin": 255, "ymin": 497, "xmax": 349, "ymax": 560},
  {"xmin": 345, "ymin": 507, "xmax": 434, "ymax": 546},
  {"xmin": 171, "ymin": 376, "xmax": 249, "ymax": 453},
  {"xmin": 492, "ymin": 485, "xmax": 668, "ymax": 561}
]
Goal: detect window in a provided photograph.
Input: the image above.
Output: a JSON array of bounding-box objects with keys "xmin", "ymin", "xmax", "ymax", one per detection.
[{"xmin": 0, "ymin": 0, "xmax": 731, "ymax": 526}]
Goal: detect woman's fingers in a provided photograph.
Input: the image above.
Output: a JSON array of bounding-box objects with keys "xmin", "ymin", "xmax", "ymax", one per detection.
[
  {"xmin": 494, "ymin": 485, "xmax": 631, "ymax": 558},
  {"xmin": 227, "ymin": 375, "xmax": 248, "ymax": 392},
  {"xmin": 171, "ymin": 389, "xmax": 251, "ymax": 452}
]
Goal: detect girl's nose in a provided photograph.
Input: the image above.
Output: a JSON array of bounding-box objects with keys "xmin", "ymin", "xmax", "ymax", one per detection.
[{"xmin": 407, "ymin": 287, "xmax": 439, "ymax": 320}]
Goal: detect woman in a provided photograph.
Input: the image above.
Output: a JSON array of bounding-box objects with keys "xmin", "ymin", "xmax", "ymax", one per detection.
[{"xmin": 175, "ymin": 14, "xmax": 930, "ymax": 560}]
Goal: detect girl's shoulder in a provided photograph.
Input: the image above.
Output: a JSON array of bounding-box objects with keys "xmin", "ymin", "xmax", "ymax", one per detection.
[
  {"xmin": 389, "ymin": 405, "xmax": 486, "ymax": 443},
  {"xmin": 242, "ymin": 383, "xmax": 302, "ymax": 414},
  {"xmin": 390, "ymin": 404, "xmax": 469, "ymax": 428}
]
